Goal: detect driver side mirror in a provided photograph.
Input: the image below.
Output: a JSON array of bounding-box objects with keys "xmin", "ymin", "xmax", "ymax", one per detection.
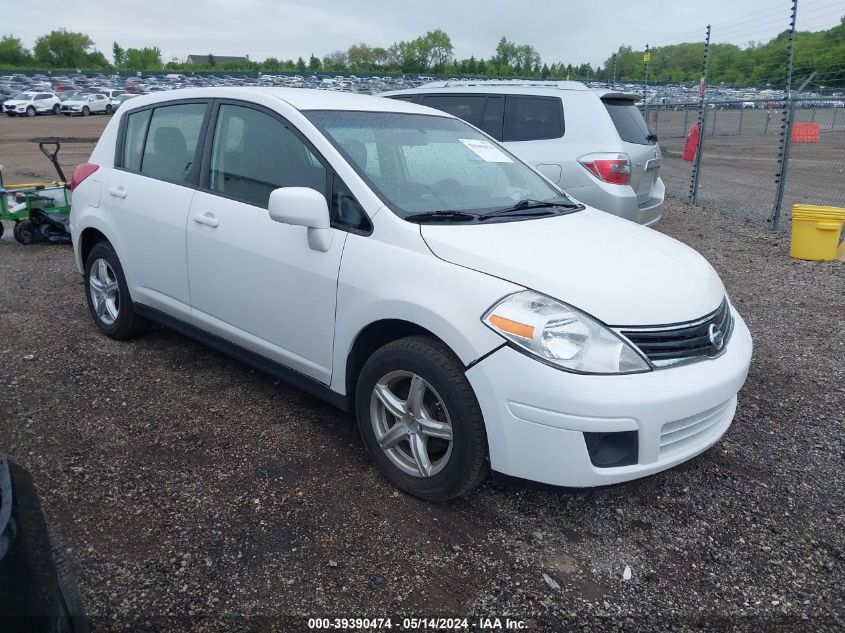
[{"xmin": 268, "ymin": 187, "xmax": 333, "ymax": 252}]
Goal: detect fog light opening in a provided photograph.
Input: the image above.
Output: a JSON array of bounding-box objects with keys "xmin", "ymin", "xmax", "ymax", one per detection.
[{"xmin": 583, "ymin": 431, "xmax": 638, "ymax": 468}]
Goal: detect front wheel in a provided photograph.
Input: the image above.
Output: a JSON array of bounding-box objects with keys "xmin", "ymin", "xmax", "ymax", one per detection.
[
  {"xmin": 13, "ymin": 220, "xmax": 33, "ymax": 244},
  {"xmin": 26, "ymin": 106, "xmax": 35, "ymax": 117},
  {"xmin": 81, "ymin": 106, "xmax": 90, "ymax": 117},
  {"xmin": 355, "ymin": 336, "xmax": 489, "ymax": 501},
  {"xmin": 105, "ymin": 104, "xmax": 113, "ymax": 115},
  {"xmin": 84, "ymin": 241, "xmax": 147, "ymax": 339}
]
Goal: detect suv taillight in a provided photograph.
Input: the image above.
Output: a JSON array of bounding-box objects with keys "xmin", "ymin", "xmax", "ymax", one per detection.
[
  {"xmin": 579, "ymin": 153, "xmax": 631, "ymax": 185},
  {"xmin": 70, "ymin": 163, "xmax": 99, "ymax": 191}
]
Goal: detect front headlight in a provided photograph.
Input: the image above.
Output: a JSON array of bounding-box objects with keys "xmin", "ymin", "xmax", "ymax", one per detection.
[{"xmin": 482, "ymin": 290, "xmax": 651, "ymax": 374}]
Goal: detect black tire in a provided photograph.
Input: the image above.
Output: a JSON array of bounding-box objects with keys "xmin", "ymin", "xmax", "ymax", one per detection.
[
  {"xmin": 52, "ymin": 103, "xmax": 60, "ymax": 115},
  {"xmin": 355, "ymin": 335, "xmax": 489, "ymax": 501},
  {"xmin": 26, "ymin": 106, "xmax": 35, "ymax": 117},
  {"xmin": 47, "ymin": 523, "xmax": 90, "ymax": 633},
  {"xmin": 81, "ymin": 106, "xmax": 90, "ymax": 117},
  {"xmin": 105, "ymin": 104, "xmax": 113, "ymax": 115},
  {"xmin": 5, "ymin": 112, "xmax": 14, "ymax": 117},
  {"xmin": 0, "ymin": 222, "xmax": 4, "ymax": 239},
  {"xmin": 13, "ymin": 220, "xmax": 33, "ymax": 245},
  {"xmin": 83, "ymin": 241, "xmax": 147, "ymax": 339}
]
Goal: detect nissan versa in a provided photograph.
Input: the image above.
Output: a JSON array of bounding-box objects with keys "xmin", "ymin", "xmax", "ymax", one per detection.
[{"xmin": 69, "ymin": 88, "xmax": 752, "ymax": 500}]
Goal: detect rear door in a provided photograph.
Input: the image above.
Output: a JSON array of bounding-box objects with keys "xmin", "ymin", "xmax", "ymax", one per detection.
[
  {"xmin": 601, "ymin": 96, "xmax": 662, "ymax": 206},
  {"xmin": 107, "ymin": 100, "xmax": 210, "ymax": 320}
]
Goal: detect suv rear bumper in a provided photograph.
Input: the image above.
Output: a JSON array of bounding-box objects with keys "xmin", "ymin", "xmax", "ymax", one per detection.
[{"xmin": 565, "ymin": 176, "xmax": 664, "ymax": 227}]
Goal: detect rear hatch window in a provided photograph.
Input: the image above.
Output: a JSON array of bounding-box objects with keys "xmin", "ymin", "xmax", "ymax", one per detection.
[{"xmin": 602, "ymin": 98, "xmax": 656, "ymax": 145}]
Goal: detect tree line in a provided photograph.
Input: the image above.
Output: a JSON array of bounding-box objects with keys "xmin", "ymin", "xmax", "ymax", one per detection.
[{"xmin": 0, "ymin": 19, "xmax": 842, "ymax": 89}]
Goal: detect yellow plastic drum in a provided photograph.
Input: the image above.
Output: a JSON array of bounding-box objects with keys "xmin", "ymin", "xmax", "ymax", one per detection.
[{"xmin": 790, "ymin": 204, "xmax": 845, "ymax": 261}]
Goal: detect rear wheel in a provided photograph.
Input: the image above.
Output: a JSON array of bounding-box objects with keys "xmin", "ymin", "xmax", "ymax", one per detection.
[
  {"xmin": 84, "ymin": 241, "xmax": 147, "ymax": 339},
  {"xmin": 13, "ymin": 220, "xmax": 33, "ymax": 244},
  {"xmin": 105, "ymin": 104, "xmax": 113, "ymax": 115},
  {"xmin": 355, "ymin": 336, "xmax": 489, "ymax": 501},
  {"xmin": 81, "ymin": 106, "xmax": 90, "ymax": 117},
  {"xmin": 52, "ymin": 103, "xmax": 60, "ymax": 115},
  {"xmin": 26, "ymin": 106, "xmax": 35, "ymax": 117}
]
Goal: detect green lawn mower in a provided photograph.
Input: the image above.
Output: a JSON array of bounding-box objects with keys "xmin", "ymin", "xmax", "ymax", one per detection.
[{"xmin": 0, "ymin": 141, "xmax": 72, "ymax": 245}]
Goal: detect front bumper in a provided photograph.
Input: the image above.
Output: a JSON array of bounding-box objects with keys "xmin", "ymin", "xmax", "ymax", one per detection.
[{"xmin": 466, "ymin": 308, "xmax": 752, "ymax": 487}]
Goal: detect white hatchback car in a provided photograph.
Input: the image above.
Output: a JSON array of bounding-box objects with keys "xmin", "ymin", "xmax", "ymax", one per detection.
[{"xmin": 70, "ymin": 88, "xmax": 752, "ymax": 500}]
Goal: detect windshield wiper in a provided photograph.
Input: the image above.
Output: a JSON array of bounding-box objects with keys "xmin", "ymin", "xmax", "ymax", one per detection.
[
  {"xmin": 405, "ymin": 210, "xmax": 482, "ymax": 223},
  {"xmin": 481, "ymin": 198, "xmax": 582, "ymax": 220},
  {"xmin": 646, "ymin": 133, "xmax": 659, "ymax": 143}
]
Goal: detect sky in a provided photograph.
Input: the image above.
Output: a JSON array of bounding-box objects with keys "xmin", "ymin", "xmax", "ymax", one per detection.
[{"xmin": 5, "ymin": 0, "xmax": 843, "ymax": 67}]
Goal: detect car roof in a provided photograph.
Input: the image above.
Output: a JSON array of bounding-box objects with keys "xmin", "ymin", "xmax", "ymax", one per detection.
[
  {"xmin": 382, "ymin": 80, "xmax": 590, "ymax": 97},
  {"xmin": 120, "ymin": 87, "xmax": 449, "ymax": 116}
]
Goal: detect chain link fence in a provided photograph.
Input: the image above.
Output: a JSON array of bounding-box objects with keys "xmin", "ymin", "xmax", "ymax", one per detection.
[{"xmin": 650, "ymin": 98, "xmax": 845, "ymax": 230}]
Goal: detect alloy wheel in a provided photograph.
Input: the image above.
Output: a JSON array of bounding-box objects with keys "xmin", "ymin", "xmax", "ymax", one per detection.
[
  {"xmin": 370, "ymin": 370, "xmax": 454, "ymax": 478},
  {"xmin": 88, "ymin": 259, "xmax": 120, "ymax": 326}
]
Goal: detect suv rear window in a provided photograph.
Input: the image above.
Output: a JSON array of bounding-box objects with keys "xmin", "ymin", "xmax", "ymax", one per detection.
[
  {"xmin": 502, "ymin": 96, "xmax": 564, "ymax": 142},
  {"xmin": 602, "ymin": 98, "xmax": 656, "ymax": 145}
]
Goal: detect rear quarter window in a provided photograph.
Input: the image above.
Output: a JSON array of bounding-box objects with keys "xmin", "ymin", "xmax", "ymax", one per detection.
[
  {"xmin": 502, "ymin": 96, "xmax": 564, "ymax": 142},
  {"xmin": 602, "ymin": 98, "xmax": 656, "ymax": 145}
]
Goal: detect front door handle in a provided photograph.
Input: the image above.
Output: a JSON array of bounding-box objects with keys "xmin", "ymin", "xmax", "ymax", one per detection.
[
  {"xmin": 108, "ymin": 186, "xmax": 126, "ymax": 199},
  {"xmin": 193, "ymin": 212, "xmax": 219, "ymax": 228}
]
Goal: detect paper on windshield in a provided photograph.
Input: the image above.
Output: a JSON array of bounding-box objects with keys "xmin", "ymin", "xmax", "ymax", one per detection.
[{"xmin": 458, "ymin": 139, "xmax": 513, "ymax": 163}]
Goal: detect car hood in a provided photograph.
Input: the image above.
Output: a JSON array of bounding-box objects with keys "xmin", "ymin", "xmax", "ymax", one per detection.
[
  {"xmin": 420, "ymin": 208, "xmax": 726, "ymax": 326},
  {"xmin": 63, "ymin": 100, "xmax": 87, "ymax": 105},
  {"xmin": 4, "ymin": 100, "xmax": 30, "ymax": 106}
]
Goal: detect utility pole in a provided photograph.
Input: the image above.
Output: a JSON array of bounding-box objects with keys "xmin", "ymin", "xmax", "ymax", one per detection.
[
  {"xmin": 768, "ymin": 0, "xmax": 799, "ymax": 231},
  {"xmin": 642, "ymin": 44, "xmax": 650, "ymax": 120},
  {"xmin": 689, "ymin": 25, "xmax": 711, "ymax": 205}
]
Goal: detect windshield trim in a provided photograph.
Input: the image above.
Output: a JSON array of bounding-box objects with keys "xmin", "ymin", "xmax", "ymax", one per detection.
[{"xmin": 303, "ymin": 109, "xmax": 574, "ymax": 222}]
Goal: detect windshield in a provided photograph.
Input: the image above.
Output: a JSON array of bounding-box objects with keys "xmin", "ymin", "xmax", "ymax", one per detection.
[
  {"xmin": 304, "ymin": 110, "xmax": 569, "ymax": 218},
  {"xmin": 13, "ymin": 93, "xmax": 35, "ymax": 100}
]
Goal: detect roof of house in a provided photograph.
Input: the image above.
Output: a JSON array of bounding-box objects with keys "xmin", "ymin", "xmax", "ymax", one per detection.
[{"xmin": 186, "ymin": 54, "xmax": 248, "ymax": 65}]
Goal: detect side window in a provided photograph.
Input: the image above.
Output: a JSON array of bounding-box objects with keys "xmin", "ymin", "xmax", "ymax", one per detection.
[
  {"xmin": 480, "ymin": 96, "xmax": 504, "ymax": 140},
  {"xmin": 208, "ymin": 104, "xmax": 327, "ymax": 208},
  {"xmin": 122, "ymin": 109, "xmax": 152, "ymax": 172},
  {"xmin": 38, "ymin": 93, "xmax": 51, "ymax": 100},
  {"xmin": 503, "ymin": 96, "xmax": 564, "ymax": 142},
  {"xmin": 141, "ymin": 103, "xmax": 206, "ymax": 183},
  {"xmin": 331, "ymin": 173, "xmax": 370, "ymax": 232},
  {"xmin": 388, "ymin": 95, "xmax": 417, "ymax": 103},
  {"xmin": 421, "ymin": 95, "xmax": 486, "ymax": 128}
]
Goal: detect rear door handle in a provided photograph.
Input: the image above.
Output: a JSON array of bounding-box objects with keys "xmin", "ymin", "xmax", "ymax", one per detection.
[
  {"xmin": 193, "ymin": 212, "xmax": 219, "ymax": 228},
  {"xmin": 108, "ymin": 186, "xmax": 126, "ymax": 199}
]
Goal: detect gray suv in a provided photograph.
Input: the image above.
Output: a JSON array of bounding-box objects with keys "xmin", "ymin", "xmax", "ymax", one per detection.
[{"xmin": 383, "ymin": 81, "xmax": 664, "ymax": 226}]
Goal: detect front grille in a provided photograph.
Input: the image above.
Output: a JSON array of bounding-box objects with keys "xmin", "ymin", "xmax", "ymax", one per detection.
[{"xmin": 620, "ymin": 299, "xmax": 732, "ymax": 367}]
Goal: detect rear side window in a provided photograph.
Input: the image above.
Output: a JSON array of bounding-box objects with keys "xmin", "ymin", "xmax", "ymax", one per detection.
[
  {"xmin": 421, "ymin": 95, "xmax": 486, "ymax": 128},
  {"xmin": 503, "ymin": 96, "xmax": 564, "ymax": 142},
  {"xmin": 603, "ymin": 98, "xmax": 655, "ymax": 145},
  {"xmin": 122, "ymin": 109, "xmax": 152, "ymax": 171},
  {"xmin": 141, "ymin": 103, "xmax": 207, "ymax": 183}
]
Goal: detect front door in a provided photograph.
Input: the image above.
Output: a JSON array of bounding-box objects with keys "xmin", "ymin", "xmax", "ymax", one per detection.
[{"xmin": 186, "ymin": 102, "xmax": 346, "ymax": 384}]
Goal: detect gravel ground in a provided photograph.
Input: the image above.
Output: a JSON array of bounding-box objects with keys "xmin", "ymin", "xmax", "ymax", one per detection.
[{"xmin": 1, "ymin": 116, "xmax": 844, "ymax": 631}]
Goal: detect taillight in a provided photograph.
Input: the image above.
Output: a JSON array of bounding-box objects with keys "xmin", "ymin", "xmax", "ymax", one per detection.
[
  {"xmin": 579, "ymin": 154, "xmax": 631, "ymax": 185},
  {"xmin": 70, "ymin": 163, "xmax": 99, "ymax": 191}
]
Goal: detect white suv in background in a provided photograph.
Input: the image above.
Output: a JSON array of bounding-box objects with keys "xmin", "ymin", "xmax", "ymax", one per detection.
[
  {"xmin": 60, "ymin": 93, "xmax": 109, "ymax": 116},
  {"xmin": 69, "ymin": 88, "xmax": 750, "ymax": 500},
  {"xmin": 383, "ymin": 81, "xmax": 665, "ymax": 226},
  {"xmin": 2, "ymin": 91, "xmax": 61, "ymax": 116}
]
